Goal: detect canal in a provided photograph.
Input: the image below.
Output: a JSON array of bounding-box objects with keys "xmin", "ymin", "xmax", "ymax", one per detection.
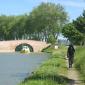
[{"xmin": 0, "ymin": 52, "xmax": 49, "ymax": 85}]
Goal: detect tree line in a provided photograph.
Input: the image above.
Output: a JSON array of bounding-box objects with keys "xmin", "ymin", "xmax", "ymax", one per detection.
[
  {"xmin": 0, "ymin": 2, "xmax": 84, "ymax": 45},
  {"xmin": 0, "ymin": 2, "xmax": 67, "ymax": 42}
]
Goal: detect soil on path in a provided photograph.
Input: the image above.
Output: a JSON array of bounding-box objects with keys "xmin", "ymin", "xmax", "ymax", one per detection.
[
  {"xmin": 67, "ymin": 68, "xmax": 83, "ymax": 85},
  {"xmin": 66, "ymin": 58, "xmax": 84, "ymax": 85}
]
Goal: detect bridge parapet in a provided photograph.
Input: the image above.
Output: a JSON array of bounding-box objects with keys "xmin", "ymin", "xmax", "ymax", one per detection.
[{"xmin": 0, "ymin": 40, "xmax": 50, "ymax": 52}]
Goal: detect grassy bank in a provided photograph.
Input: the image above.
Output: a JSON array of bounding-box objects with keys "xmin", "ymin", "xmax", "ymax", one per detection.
[
  {"xmin": 20, "ymin": 45, "xmax": 69, "ymax": 85},
  {"xmin": 75, "ymin": 46, "xmax": 85, "ymax": 80}
]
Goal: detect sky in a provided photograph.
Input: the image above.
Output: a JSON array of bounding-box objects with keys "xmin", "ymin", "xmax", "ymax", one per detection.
[{"xmin": 0, "ymin": 0, "xmax": 85, "ymax": 21}]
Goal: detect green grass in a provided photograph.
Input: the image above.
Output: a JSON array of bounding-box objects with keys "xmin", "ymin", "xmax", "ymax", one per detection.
[
  {"xmin": 20, "ymin": 45, "xmax": 69, "ymax": 85},
  {"xmin": 75, "ymin": 46, "xmax": 85, "ymax": 80}
]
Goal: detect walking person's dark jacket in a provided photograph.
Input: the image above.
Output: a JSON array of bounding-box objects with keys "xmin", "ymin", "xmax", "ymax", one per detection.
[
  {"xmin": 67, "ymin": 44, "xmax": 75, "ymax": 58},
  {"xmin": 67, "ymin": 44, "xmax": 75, "ymax": 68}
]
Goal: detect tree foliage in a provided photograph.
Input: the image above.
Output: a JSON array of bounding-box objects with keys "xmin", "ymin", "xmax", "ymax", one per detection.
[
  {"xmin": 62, "ymin": 23, "xmax": 84, "ymax": 44},
  {"xmin": 62, "ymin": 10, "xmax": 85, "ymax": 45},
  {"xmin": 0, "ymin": 2, "xmax": 68, "ymax": 44},
  {"xmin": 47, "ymin": 34, "xmax": 56, "ymax": 44},
  {"xmin": 28, "ymin": 3, "xmax": 68, "ymax": 41}
]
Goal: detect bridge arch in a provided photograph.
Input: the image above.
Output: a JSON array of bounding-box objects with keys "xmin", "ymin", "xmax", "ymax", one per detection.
[
  {"xmin": 15, "ymin": 43, "xmax": 34, "ymax": 52},
  {"xmin": 0, "ymin": 40, "xmax": 50, "ymax": 52}
]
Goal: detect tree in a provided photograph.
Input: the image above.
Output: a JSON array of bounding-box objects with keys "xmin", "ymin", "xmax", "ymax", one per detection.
[
  {"xmin": 27, "ymin": 2, "xmax": 68, "ymax": 41},
  {"xmin": 47, "ymin": 34, "xmax": 56, "ymax": 44},
  {"xmin": 73, "ymin": 10, "xmax": 85, "ymax": 45},
  {"xmin": 9, "ymin": 15, "xmax": 28, "ymax": 40},
  {"xmin": 0, "ymin": 15, "xmax": 15, "ymax": 40},
  {"xmin": 62, "ymin": 10, "xmax": 85, "ymax": 45},
  {"xmin": 62, "ymin": 23, "xmax": 84, "ymax": 44},
  {"xmin": 73, "ymin": 16, "xmax": 85, "ymax": 35}
]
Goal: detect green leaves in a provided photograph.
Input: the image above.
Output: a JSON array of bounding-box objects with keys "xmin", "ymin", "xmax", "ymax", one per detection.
[
  {"xmin": 62, "ymin": 10, "xmax": 85, "ymax": 45},
  {"xmin": 73, "ymin": 16, "xmax": 85, "ymax": 34},
  {"xmin": 28, "ymin": 2, "xmax": 68, "ymax": 42},
  {"xmin": 0, "ymin": 2, "xmax": 68, "ymax": 41},
  {"xmin": 47, "ymin": 34, "xmax": 56, "ymax": 44}
]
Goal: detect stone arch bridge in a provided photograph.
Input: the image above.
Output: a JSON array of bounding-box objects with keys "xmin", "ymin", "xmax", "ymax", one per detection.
[{"xmin": 0, "ymin": 40, "xmax": 50, "ymax": 52}]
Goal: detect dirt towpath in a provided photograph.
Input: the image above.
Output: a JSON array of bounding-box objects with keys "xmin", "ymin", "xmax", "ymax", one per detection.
[
  {"xmin": 67, "ymin": 68, "xmax": 82, "ymax": 85},
  {"xmin": 66, "ymin": 57, "xmax": 84, "ymax": 85}
]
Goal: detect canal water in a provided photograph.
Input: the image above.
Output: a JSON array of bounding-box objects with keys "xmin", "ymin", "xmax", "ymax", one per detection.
[{"xmin": 0, "ymin": 52, "xmax": 49, "ymax": 85}]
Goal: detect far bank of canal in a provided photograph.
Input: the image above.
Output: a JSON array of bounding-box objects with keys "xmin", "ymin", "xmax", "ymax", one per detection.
[{"xmin": 0, "ymin": 52, "xmax": 50, "ymax": 85}]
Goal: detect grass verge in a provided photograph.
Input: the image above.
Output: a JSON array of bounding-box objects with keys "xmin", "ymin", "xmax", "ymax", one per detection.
[
  {"xmin": 74, "ymin": 46, "xmax": 85, "ymax": 83},
  {"xmin": 20, "ymin": 45, "xmax": 69, "ymax": 85}
]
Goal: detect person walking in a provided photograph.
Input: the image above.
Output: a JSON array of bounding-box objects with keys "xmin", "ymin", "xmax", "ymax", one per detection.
[{"xmin": 67, "ymin": 44, "xmax": 75, "ymax": 68}]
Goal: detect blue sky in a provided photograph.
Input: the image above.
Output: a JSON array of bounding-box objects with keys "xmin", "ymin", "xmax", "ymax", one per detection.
[{"xmin": 0, "ymin": 0, "xmax": 85, "ymax": 21}]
